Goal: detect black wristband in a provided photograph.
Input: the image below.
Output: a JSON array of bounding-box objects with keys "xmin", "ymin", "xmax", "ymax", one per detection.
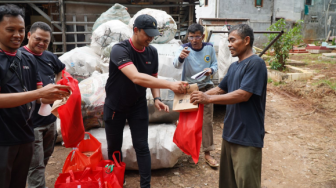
[{"xmin": 154, "ymin": 97, "xmax": 162, "ymax": 103}]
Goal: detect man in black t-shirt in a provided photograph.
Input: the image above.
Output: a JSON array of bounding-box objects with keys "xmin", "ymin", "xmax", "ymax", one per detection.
[
  {"xmin": 104, "ymin": 14, "xmax": 188, "ymax": 188},
  {"xmin": 20, "ymin": 22, "xmax": 65, "ymax": 188},
  {"xmin": 0, "ymin": 4, "xmax": 69, "ymax": 188},
  {"xmin": 191, "ymin": 24, "xmax": 267, "ymax": 188}
]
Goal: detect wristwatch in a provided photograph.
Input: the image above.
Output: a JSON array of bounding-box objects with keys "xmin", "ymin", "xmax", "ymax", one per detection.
[{"xmin": 154, "ymin": 97, "xmax": 162, "ymax": 103}]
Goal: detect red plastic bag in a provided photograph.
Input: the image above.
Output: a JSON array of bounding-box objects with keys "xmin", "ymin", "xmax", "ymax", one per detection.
[
  {"xmin": 57, "ymin": 70, "xmax": 85, "ymax": 148},
  {"xmin": 173, "ymin": 104, "xmax": 204, "ymax": 164},
  {"xmin": 63, "ymin": 132, "xmax": 103, "ymax": 173},
  {"xmin": 95, "ymin": 151, "xmax": 126, "ymax": 188},
  {"xmin": 55, "ymin": 167, "xmax": 103, "ymax": 188}
]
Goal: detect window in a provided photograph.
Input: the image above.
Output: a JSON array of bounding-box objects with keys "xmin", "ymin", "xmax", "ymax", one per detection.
[
  {"xmin": 255, "ymin": 0, "xmax": 263, "ymax": 7},
  {"xmin": 306, "ymin": 0, "xmax": 312, "ymax": 5}
]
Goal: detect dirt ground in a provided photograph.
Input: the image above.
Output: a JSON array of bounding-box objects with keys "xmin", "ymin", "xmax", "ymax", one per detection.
[{"xmin": 45, "ymin": 54, "xmax": 336, "ymax": 188}]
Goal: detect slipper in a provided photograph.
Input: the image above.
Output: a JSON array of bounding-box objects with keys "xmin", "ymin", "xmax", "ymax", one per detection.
[{"xmin": 205, "ymin": 157, "xmax": 219, "ymax": 167}]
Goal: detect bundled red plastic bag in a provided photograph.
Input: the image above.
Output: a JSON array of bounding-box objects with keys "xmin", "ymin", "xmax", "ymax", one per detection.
[
  {"xmin": 173, "ymin": 104, "xmax": 204, "ymax": 164},
  {"xmin": 95, "ymin": 151, "xmax": 126, "ymax": 188},
  {"xmin": 56, "ymin": 70, "xmax": 84, "ymax": 148},
  {"xmin": 55, "ymin": 167, "xmax": 103, "ymax": 188},
  {"xmin": 63, "ymin": 132, "xmax": 103, "ymax": 173}
]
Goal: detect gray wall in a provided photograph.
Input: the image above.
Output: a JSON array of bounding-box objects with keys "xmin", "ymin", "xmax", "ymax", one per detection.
[
  {"xmin": 303, "ymin": 0, "xmax": 336, "ymax": 43},
  {"xmin": 218, "ymin": 0, "xmax": 274, "ymax": 47}
]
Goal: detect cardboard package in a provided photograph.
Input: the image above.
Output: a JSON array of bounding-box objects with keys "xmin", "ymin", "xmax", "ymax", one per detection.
[{"xmin": 173, "ymin": 84, "xmax": 198, "ymax": 112}]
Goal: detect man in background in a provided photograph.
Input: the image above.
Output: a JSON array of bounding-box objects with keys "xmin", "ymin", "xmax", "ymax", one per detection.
[
  {"xmin": 20, "ymin": 21, "xmax": 65, "ymax": 188},
  {"xmin": 173, "ymin": 23, "xmax": 219, "ymax": 167}
]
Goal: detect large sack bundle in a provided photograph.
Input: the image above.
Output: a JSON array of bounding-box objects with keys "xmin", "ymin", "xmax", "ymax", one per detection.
[
  {"xmin": 129, "ymin": 8, "xmax": 177, "ymax": 44},
  {"xmin": 91, "ymin": 20, "xmax": 132, "ymax": 56},
  {"xmin": 146, "ymin": 77, "xmax": 179, "ymax": 123},
  {"xmin": 151, "ymin": 40, "xmax": 182, "ymax": 81},
  {"xmin": 101, "ymin": 42, "xmax": 118, "ymax": 59},
  {"xmin": 59, "ymin": 46, "xmax": 102, "ymax": 82},
  {"xmin": 217, "ymin": 27, "xmax": 238, "ymax": 82},
  {"xmin": 79, "ymin": 73, "xmax": 109, "ymax": 130},
  {"xmin": 89, "ymin": 124, "xmax": 183, "ymax": 170},
  {"xmin": 79, "ymin": 75, "xmax": 179, "ymax": 132},
  {"xmin": 92, "ymin": 3, "xmax": 131, "ymax": 31}
]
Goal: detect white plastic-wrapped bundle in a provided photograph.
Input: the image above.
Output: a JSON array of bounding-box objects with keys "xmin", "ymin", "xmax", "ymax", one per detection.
[
  {"xmin": 91, "ymin": 20, "xmax": 132, "ymax": 56},
  {"xmin": 101, "ymin": 42, "xmax": 118, "ymax": 59},
  {"xmin": 151, "ymin": 41, "xmax": 182, "ymax": 81},
  {"xmin": 59, "ymin": 46, "xmax": 102, "ymax": 82},
  {"xmin": 217, "ymin": 28, "xmax": 239, "ymax": 82},
  {"xmin": 92, "ymin": 3, "xmax": 131, "ymax": 31},
  {"xmin": 79, "ymin": 73, "xmax": 109, "ymax": 130},
  {"xmin": 129, "ymin": 8, "xmax": 177, "ymax": 44},
  {"xmin": 89, "ymin": 124, "xmax": 183, "ymax": 170},
  {"xmin": 78, "ymin": 75, "xmax": 178, "ymax": 130}
]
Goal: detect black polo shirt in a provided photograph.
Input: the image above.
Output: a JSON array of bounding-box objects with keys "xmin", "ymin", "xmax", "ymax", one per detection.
[
  {"xmin": 0, "ymin": 49, "xmax": 42, "ymax": 146},
  {"xmin": 20, "ymin": 46, "xmax": 65, "ymax": 128},
  {"xmin": 105, "ymin": 39, "xmax": 158, "ymax": 112}
]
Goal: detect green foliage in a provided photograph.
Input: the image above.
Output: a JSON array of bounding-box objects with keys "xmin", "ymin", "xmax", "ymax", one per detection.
[
  {"xmin": 265, "ymin": 19, "xmax": 304, "ymax": 71},
  {"xmin": 332, "ymin": 38, "xmax": 336, "ymax": 46}
]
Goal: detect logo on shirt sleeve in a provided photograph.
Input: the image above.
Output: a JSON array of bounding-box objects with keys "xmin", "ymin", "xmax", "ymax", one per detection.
[{"xmin": 204, "ymin": 55, "xmax": 211, "ymax": 63}]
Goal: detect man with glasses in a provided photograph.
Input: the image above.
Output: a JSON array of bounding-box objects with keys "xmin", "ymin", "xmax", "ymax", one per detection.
[
  {"xmin": 20, "ymin": 21, "xmax": 65, "ymax": 188},
  {"xmin": 173, "ymin": 23, "xmax": 219, "ymax": 167},
  {"xmin": 0, "ymin": 4, "xmax": 69, "ymax": 188}
]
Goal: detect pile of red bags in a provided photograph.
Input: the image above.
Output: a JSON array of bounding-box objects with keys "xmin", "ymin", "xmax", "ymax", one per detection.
[{"xmin": 56, "ymin": 133, "xmax": 125, "ymax": 188}]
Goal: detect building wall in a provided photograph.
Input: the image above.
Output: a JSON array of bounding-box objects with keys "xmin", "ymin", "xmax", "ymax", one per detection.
[
  {"xmin": 217, "ymin": 0, "xmax": 274, "ymax": 47},
  {"xmin": 195, "ymin": 0, "xmax": 217, "ymax": 23},
  {"xmin": 273, "ymin": 0, "xmax": 304, "ymax": 21}
]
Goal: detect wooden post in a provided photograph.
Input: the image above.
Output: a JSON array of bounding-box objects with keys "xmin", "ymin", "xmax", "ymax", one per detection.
[{"xmin": 59, "ymin": 0, "xmax": 66, "ymax": 52}]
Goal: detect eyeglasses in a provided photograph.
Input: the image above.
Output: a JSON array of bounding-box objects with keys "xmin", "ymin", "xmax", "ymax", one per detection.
[{"xmin": 188, "ymin": 36, "xmax": 202, "ymax": 40}]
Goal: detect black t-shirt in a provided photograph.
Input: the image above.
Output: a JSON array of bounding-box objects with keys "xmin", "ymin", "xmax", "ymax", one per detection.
[
  {"xmin": 105, "ymin": 39, "xmax": 158, "ymax": 112},
  {"xmin": 218, "ymin": 55, "xmax": 267, "ymax": 148},
  {"xmin": 0, "ymin": 49, "xmax": 42, "ymax": 146},
  {"xmin": 20, "ymin": 46, "xmax": 65, "ymax": 128}
]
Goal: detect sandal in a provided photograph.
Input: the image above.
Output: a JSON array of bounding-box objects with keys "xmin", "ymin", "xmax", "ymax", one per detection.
[{"xmin": 205, "ymin": 157, "xmax": 219, "ymax": 167}]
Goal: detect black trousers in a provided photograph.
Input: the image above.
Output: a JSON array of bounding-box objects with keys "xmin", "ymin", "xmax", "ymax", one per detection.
[
  {"xmin": 0, "ymin": 142, "xmax": 34, "ymax": 188},
  {"xmin": 104, "ymin": 98, "xmax": 151, "ymax": 188}
]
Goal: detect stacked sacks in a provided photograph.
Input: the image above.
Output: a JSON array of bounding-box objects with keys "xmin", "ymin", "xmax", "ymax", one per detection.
[
  {"xmin": 92, "ymin": 3, "xmax": 131, "ymax": 31},
  {"xmin": 58, "ymin": 46, "xmax": 103, "ymax": 82},
  {"xmin": 129, "ymin": 8, "xmax": 177, "ymax": 44}
]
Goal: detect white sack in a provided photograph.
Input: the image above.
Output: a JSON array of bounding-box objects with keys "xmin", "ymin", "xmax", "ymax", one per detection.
[
  {"xmin": 59, "ymin": 46, "xmax": 102, "ymax": 82},
  {"xmin": 151, "ymin": 41, "xmax": 182, "ymax": 81},
  {"xmin": 129, "ymin": 8, "xmax": 177, "ymax": 44},
  {"xmin": 78, "ymin": 75, "xmax": 178, "ymax": 130},
  {"xmin": 92, "ymin": 3, "xmax": 131, "ymax": 31},
  {"xmin": 91, "ymin": 20, "xmax": 132, "ymax": 56},
  {"xmin": 89, "ymin": 124, "xmax": 183, "ymax": 170},
  {"xmin": 79, "ymin": 73, "xmax": 109, "ymax": 130}
]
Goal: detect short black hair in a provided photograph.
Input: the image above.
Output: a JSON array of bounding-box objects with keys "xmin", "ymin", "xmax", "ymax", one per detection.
[
  {"xmin": 30, "ymin": 21, "xmax": 52, "ymax": 34},
  {"xmin": 187, "ymin": 23, "xmax": 204, "ymax": 34},
  {"xmin": 0, "ymin": 4, "xmax": 25, "ymax": 23},
  {"xmin": 229, "ymin": 24, "xmax": 254, "ymax": 47}
]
